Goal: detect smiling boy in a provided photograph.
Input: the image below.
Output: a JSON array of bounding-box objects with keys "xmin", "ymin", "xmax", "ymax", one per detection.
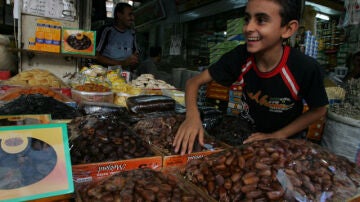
[{"xmin": 173, "ymin": 0, "xmax": 328, "ymax": 154}]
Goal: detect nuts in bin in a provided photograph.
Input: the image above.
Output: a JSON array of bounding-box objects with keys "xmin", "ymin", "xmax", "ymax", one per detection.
[{"xmin": 74, "ymin": 83, "xmax": 110, "ymax": 92}]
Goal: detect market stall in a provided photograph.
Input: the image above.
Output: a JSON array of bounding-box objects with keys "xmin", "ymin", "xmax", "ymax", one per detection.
[{"xmin": 1, "ymin": 0, "xmax": 360, "ymax": 201}]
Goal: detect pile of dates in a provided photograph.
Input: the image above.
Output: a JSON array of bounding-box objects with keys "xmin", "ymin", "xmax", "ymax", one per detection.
[
  {"xmin": 183, "ymin": 139, "xmax": 360, "ymax": 201},
  {"xmin": 132, "ymin": 113, "xmax": 220, "ymax": 154},
  {"xmin": 207, "ymin": 115, "xmax": 255, "ymax": 146},
  {"xmin": 77, "ymin": 168, "xmax": 209, "ymax": 202},
  {"xmin": 69, "ymin": 116, "xmax": 153, "ymax": 164}
]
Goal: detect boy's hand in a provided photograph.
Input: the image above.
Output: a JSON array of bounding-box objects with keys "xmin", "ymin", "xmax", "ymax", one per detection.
[
  {"xmin": 173, "ymin": 117, "xmax": 204, "ymax": 155},
  {"xmin": 243, "ymin": 132, "xmax": 281, "ymax": 144}
]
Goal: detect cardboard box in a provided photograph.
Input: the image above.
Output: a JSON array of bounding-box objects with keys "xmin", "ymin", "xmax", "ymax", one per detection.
[
  {"xmin": 0, "ymin": 114, "xmax": 51, "ymax": 126},
  {"xmin": 34, "ymin": 19, "xmax": 62, "ymax": 53},
  {"xmin": 72, "ymin": 156, "xmax": 163, "ymax": 183},
  {"xmin": 0, "ymin": 124, "xmax": 74, "ymax": 201},
  {"xmin": 163, "ymin": 149, "xmax": 224, "ymax": 167},
  {"xmin": 61, "ymin": 28, "xmax": 96, "ymax": 55},
  {"xmin": 306, "ymin": 116, "xmax": 326, "ymax": 141}
]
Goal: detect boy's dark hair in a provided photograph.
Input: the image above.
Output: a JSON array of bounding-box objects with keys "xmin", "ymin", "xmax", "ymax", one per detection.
[
  {"xmin": 114, "ymin": 2, "xmax": 132, "ymax": 22},
  {"xmin": 149, "ymin": 46, "xmax": 162, "ymax": 57},
  {"xmin": 273, "ymin": 0, "xmax": 304, "ymax": 26}
]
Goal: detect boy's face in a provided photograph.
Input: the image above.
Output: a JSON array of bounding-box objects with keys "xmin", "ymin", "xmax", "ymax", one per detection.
[
  {"xmin": 117, "ymin": 7, "xmax": 135, "ymax": 29},
  {"xmin": 243, "ymin": 0, "xmax": 288, "ymax": 54}
]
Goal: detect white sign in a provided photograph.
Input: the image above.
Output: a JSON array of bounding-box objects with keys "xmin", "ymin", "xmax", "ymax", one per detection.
[{"xmin": 22, "ymin": 0, "xmax": 77, "ymax": 21}]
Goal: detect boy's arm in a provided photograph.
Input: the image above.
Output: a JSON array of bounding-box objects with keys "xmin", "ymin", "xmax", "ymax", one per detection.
[
  {"xmin": 173, "ymin": 69, "xmax": 213, "ymax": 154},
  {"xmin": 243, "ymin": 106, "xmax": 327, "ymax": 143}
]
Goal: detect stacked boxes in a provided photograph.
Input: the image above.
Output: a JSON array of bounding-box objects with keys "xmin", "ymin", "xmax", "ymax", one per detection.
[
  {"xmin": 304, "ymin": 30, "xmax": 318, "ymax": 59},
  {"xmin": 30, "ymin": 19, "xmax": 62, "ymax": 53},
  {"xmin": 227, "ymin": 83, "xmax": 244, "ymax": 115},
  {"xmin": 206, "ymin": 81, "xmax": 229, "ymax": 101}
]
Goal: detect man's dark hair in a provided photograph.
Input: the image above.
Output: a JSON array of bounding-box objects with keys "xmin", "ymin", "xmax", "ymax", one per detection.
[
  {"xmin": 114, "ymin": 2, "xmax": 132, "ymax": 22},
  {"xmin": 149, "ymin": 46, "xmax": 162, "ymax": 57},
  {"xmin": 273, "ymin": 0, "xmax": 304, "ymax": 26}
]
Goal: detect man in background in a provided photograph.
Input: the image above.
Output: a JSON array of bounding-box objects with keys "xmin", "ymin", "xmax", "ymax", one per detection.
[{"xmin": 96, "ymin": 2, "xmax": 139, "ymax": 70}]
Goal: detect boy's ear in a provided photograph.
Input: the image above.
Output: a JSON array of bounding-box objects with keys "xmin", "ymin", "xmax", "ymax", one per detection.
[{"xmin": 282, "ymin": 20, "xmax": 299, "ymax": 39}]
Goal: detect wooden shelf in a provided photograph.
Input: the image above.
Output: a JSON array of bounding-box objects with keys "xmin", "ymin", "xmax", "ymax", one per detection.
[{"xmin": 8, "ymin": 48, "xmax": 97, "ymax": 59}]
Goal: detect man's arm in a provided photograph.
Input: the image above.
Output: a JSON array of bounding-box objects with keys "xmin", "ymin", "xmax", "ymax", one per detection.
[
  {"xmin": 173, "ymin": 69, "xmax": 213, "ymax": 154},
  {"xmin": 243, "ymin": 106, "xmax": 327, "ymax": 143}
]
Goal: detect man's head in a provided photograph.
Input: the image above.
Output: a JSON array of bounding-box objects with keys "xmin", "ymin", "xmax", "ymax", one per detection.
[
  {"xmin": 114, "ymin": 3, "xmax": 134, "ymax": 30},
  {"xmin": 243, "ymin": 0, "xmax": 301, "ymax": 54}
]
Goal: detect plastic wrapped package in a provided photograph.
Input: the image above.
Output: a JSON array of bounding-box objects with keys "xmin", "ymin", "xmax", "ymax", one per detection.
[
  {"xmin": 76, "ymin": 168, "xmax": 212, "ymax": 202},
  {"xmin": 0, "ymin": 94, "xmax": 79, "ymax": 119},
  {"xmin": 131, "ymin": 113, "xmax": 223, "ymax": 155},
  {"xmin": 322, "ymin": 110, "xmax": 360, "ymax": 165},
  {"xmin": 199, "ymin": 106, "xmax": 223, "ymax": 130},
  {"xmin": 77, "ymin": 101, "xmax": 128, "ymax": 116},
  {"xmin": 1, "ymin": 69, "xmax": 69, "ymax": 88},
  {"xmin": 71, "ymin": 89, "xmax": 114, "ymax": 103},
  {"xmin": 183, "ymin": 139, "xmax": 360, "ymax": 201},
  {"xmin": 126, "ymin": 95, "xmax": 176, "ymax": 114},
  {"xmin": 207, "ymin": 115, "xmax": 255, "ymax": 146},
  {"xmin": 0, "ymin": 86, "xmax": 73, "ymax": 103},
  {"xmin": 68, "ymin": 115, "xmax": 154, "ymax": 165}
]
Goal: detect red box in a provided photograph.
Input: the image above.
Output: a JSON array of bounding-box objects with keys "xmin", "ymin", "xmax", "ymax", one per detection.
[
  {"xmin": 163, "ymin": 149, "xmax": 224, "ymax": 167},
  {"xmin": 72, "ymin": 156, "xmax": 163, "ymax": 183}
]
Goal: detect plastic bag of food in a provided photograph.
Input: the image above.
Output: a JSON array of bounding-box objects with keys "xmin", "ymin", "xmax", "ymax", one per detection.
[
  {"xmin": 0, "ymin": 86, "xmax": 73, "ymax": 103},
  {"xmin": 199, "ymin": 106, "xmax": 223, "ymax": 130},
  {"xmin": 77, "ymin": 101, "xmax": 128, "ymax": 116},
  {"xmin": 76, "ymin": 168, "xmax": 212, "ymax": 202},
  {"xmin": 0, "ymin": 94, "xmax": 79, "ymax": 119},
  {"xmin": 68, "ymin": 115, "xmax": 153, "ymax": 165},
  {"xmin": 2, "ymin": 69, "xmax": 69, "ymax": 88},
  {"xmin": 183, "ymin": 139, "xmax": 360, "ymax": 201},
  {"xmin": 126, "ymin": 95, "xmax": 175, "ymax": 114},
  {"xmin": 207, "ymin": 115, "xmax": 255, "ymax": 146}
]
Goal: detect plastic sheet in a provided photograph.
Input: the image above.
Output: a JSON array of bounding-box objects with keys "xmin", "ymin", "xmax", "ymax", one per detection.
[
  {"xmin": 77, "ymin": 101, "xmax": 128, "ymax": 116},
  {"xmin": 68, "ymin": 115, "xmax": 153, "ymax": 164},
  {"xmin": 76, "ymin": 168, "xmax": 212, "ymax": 202},
  {"xmin": 321, "ymin": 111, "xmax": 360, "ymax": 165},
  {"xmin": 207, "ymin": 115, "xmax": 255, "ymax": 146},
  {"xmin": 183, "ymin": 139, "xmax": 360, "ymax": 201}
]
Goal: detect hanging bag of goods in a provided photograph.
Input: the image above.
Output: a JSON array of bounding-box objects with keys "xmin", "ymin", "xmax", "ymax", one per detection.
[{"xmin": 343, "ymin": 0, "xmax": 360, "ymax": 26}]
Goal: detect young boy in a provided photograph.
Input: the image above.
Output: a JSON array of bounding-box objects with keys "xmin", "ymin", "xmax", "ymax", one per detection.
[{"xmin": 173, "ymin": 0, "xmax": 328, "ymax": 155}]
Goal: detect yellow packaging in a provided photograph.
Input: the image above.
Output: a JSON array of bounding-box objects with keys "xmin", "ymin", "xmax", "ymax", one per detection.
[
  {"xmin": 28, "ymin": 37, "xmax": 36, "ymax": 50},
  {"xmin": 35, "ymin": 20, "xmax": 44, "ymax": 51},
  {"xmin": 35, "ymin": 19, "xmax": 61, "ymax": 53}
]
